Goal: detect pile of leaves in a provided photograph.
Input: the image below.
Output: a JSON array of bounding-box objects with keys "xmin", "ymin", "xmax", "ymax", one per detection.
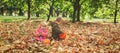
[{"xmin": 0, "ymin": 20, "xmax": 120, "ymax": 53}]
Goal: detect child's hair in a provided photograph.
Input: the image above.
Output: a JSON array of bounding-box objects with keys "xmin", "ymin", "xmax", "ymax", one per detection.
[
  {"xmin": 40, "ymin": 21, "xmax": 48, "ymax": 27},
  {"xmin": 55, "ymin": 16, "xmax": 63, "ymax": 22}
]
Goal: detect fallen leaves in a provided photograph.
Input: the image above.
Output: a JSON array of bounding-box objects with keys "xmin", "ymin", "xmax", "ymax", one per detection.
[{"xmin": 0, "ymin": 21, "xmax": 120, "ymax": 53}]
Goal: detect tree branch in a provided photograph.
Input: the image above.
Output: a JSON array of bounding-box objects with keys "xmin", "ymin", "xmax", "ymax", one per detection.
[{"xmin": 81, "ymin": 0, "xmax": 86, "ymax": 5}]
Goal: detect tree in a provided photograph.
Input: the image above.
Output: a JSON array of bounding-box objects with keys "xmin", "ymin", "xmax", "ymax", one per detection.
[
  {"xmin": 72, "ymin": 0, "xmax": 85, "ymax": 22},
  {"xmin": 17, "ymin": 0, "xmax": 25, "ymax": 16},
  {"xmin": 0, "ymin": 0, "xmax": 4, "ymax": 15},
  {"xmin": 114, "ymin": 0, "xmax": 118, "ymax": 23},
  {"xmin": 94, "ymin": 0, "xmax": 120, "ymax": 23},
  {"xmin": 76, "ymin": 0, "xmax": 80, "ymax": 21},
  {"xmin": 72, "ymin": 0, "xmax": 77, "ymax": 23},
  {"xmin": 47, "ymin": 0, "xmax": 55, "ymax": 21},
  {"xmin": 27, "ymin": 0, "xmax": 30, "ymax": 20},
  {"xmin": 0, "ymin": 7, "xmax": 4, "ymax": 15}
]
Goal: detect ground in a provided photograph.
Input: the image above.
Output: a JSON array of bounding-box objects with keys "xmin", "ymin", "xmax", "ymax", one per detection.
[{"xmin": 0, "ymin": 20, "xmax": 120, "ymax": 53}]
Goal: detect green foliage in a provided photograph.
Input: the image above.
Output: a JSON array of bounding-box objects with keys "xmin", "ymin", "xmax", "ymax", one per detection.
[
  {"xmin": 94, "ymin": 0, "xmax": 120, "ymax": 19},
  {"xmin": 0, "ymin": 0, "xmax": 120, "ymax": 22}
]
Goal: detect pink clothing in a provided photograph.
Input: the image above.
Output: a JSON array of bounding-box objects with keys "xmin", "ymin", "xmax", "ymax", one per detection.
[
  {"xmin": 35, "ymin": 36, "xmax": 40, "ymax": 41},
  {"xmin": 40, "ymin": 28, "xmax": 48, "ymax": 37},
  {"xmin": 35, "ymin": 27, "xmax": 48, "ymax": 42},
  {"xmin": 36, "ymin": 28, "xmax": 41, "ymax": 36},
  {"xmin": 35, "ymin": 36, "xmax": 44, "ymax": 42}
]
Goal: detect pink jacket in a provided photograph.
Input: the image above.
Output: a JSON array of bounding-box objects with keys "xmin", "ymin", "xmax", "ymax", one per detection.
[{"xmin": 35, "ymin": 27, "xmax": 48, "ymax": 42}]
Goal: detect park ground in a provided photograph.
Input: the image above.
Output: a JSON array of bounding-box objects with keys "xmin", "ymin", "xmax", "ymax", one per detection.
[{"xmin": 0, "ymin": 16, "xmax": 120, "ymax": 53}]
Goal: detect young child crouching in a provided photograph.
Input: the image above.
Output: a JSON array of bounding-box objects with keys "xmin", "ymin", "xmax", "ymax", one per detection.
[{"xmin": 35, "ymin": 21, "xmax": 50, "ymax": 44}]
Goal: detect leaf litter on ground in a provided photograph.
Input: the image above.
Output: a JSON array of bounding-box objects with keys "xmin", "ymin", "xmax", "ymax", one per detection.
[{"xmin": 0, "ymin": 20, "xmax": 120, "ymax": 53}]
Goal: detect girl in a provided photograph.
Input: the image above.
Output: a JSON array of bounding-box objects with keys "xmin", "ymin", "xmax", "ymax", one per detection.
[{"xmin": 35, "ymin": 21, "xmax": 49, "ymax": 42}]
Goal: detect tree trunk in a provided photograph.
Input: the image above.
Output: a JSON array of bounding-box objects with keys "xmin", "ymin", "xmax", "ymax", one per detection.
[
  {"xmin": 19, "ymin": 8, "xmax": 24, "ymax": 16},
  {"xmin": 65, "ymin": 9, "xmax": 68, "ymax": 17},
  {"xmin": 114, "ymin": 0, "xmax": 118, "ymax": 23},
  {"xmin": 0, "ymin": 7, "xmax": 4, "ymax": 15},
  {"xmin": 72, "ymin": 7, "xmax": 76, "ymax": 23},
  {"xmin": 36, "ymin": 12, "xmax": 39, "ymax": 17},
  {"xmin": 62, "ymin": 12, "xmax": 66, "ymax": 17},
  {"xmin": 72, "ymin": 0, "xmax": 77, "ymax": 23},
  {"xmin": 56, "ymin": 11, "xmax": 60, "ymax": 16},
  {"xmin": 9, "ymin": 8, "xmax": 13, "ymax": 16},
  {"xmin": 47, "ymin": 6, "xmax": 52, "ymax": 21},
  {"xmin": 27, "ymin": 0, "xmax": 30, "ymax": 20},
  {"xmin": 77, "ymin": 0, "xmax": 80, "ymax": 21},
  {"xmin": 47, "ymin": 0, "xmax": 54, "ymax": 21},
  {"xmin": 51, "ymin": 9, "xmax": 54, "ymax": 17},
  {"xmin": 56, "ymin": 8, "xmax": 60, "ymax": 16}
]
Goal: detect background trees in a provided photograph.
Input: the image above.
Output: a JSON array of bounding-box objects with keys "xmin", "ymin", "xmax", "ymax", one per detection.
[{"xmin": 0, "ymin": 0, "xmax": 120, "ymax": 23}]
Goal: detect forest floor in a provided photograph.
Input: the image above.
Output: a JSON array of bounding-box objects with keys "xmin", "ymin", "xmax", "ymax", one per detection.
[{"xmin": 0, "ymin": 20, "xmax": 120, "ymax": 53}]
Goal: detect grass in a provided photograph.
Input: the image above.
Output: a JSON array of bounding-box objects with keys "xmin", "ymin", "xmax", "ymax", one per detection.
[
  {"xmin": 84, "ymin": 18, "xmax": 120, "ymax": 23},
  {"xmin": 0, "ymin": 16, "xmax": 71, "ymax": 22},
  {"xmin": 0, "ymin": 16, "xmax": 119, "ymax": 23},
  {"xmin": 0, "ymin": 16, "xmax": 26, "ymax": 22}
]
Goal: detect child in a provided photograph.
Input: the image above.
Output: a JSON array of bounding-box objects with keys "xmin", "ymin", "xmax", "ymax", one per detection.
[
  {"xmin": 35, "ymin": 21, "xmax": 49, "ymax": 42},
  {"xmin": 51, "ymin": 16, "xmax": 66, "ymax": 40}
]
